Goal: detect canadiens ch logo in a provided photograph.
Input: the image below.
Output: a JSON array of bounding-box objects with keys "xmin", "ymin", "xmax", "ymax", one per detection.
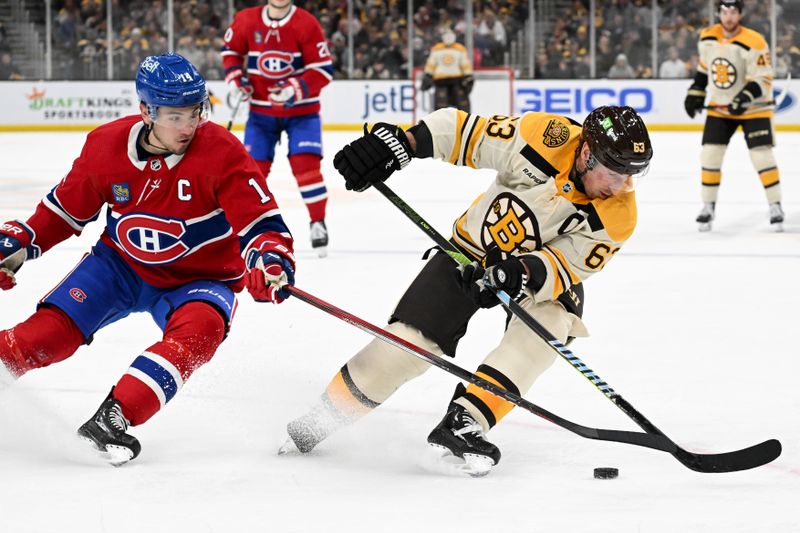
[
  {"xmin": 543, "ymin": 119, "xmax": 570, "ymax": 148},
  {"xmin": 114, "ymin": 213, "xmax": 189, "ymax": 265},
  {"xmin": 481, "ymin": 192, "xmax": 542, "ymax": 254},
  {"xmin": 257, "ymin": 51, "xmax": 295, "ymax": 79},
  {"xmin": 112, "ymin": 183, "xmax": 130, "ymax": 203},
  {"xmin": 70, "ymin": 288, "xmax": 87, "ymax": 303},
  {"xmin": 711, "ymin": 57, "xmax": 736, "ymax": 89}
]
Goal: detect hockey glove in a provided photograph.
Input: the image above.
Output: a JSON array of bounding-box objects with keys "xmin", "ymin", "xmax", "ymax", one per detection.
[
  {"xmin": 244, "ymin": 243, "xmax": 296, "ymax": 304},
  {"xmin": 462, "ymin": 74, "xmax": 474, "ymax": 94},
  {"xmin": 268, "ymin": 78, "xmax": 304, "ymax": 108},
  {"xmin": 457, "ymin": 247, "xmax": 529, "ymax": 309},
  {"xmin": 333, "ymin": 123, "xmax": 413, "ymax": 192},
  {"xmin": 0, "ymin": 221, "xmax": 32, "ymax": 291},
  {"xmin": 228, "ymin": 76, "xmax": 253, "ymax": 104},
  {"xmin": 728, "ymin": 88, "xmax": 755, "ymax": 115},
  {"xmin": 420, "ymin": 73, "xmax": 434, "ymax": 92},
  {"xmin": 684, "ymin": 88, "xmax": 706, "ymax": 118}
]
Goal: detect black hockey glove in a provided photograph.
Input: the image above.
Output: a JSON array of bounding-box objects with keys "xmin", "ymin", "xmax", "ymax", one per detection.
[
  {"xmin": 333, "ymin": 123, "xmax": 413, "ymax": 193},
  {"xmin": 461, "ymin": 74, "xmax": 474, "ymax": 94},
  {"xmin": 728, "ymin": 89, "xmax": 754, "ymax": 115},
  {"xmin": 420, "ymin": 73, "xmax": 433, "ymax": 92},
  {"xmin": 684, "ymin": 88, "xmax": 706, "ymax": 118},
  {"xmin": 457, "ymin": 247, "xmax": 529, "ymax": 309}
]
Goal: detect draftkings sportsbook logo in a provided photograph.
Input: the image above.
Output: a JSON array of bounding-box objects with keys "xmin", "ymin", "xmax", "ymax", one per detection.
[
  {"xmin": 481, "ymin": 193, "xmax": 542, "ymax": 254},
  {"xmin": 26, "ymin": 87, "xmax": 134, "ymax": 120}
]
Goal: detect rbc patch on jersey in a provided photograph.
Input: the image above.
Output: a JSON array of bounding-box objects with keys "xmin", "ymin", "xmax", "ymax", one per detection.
[
  {"xmin": 254, "ymin": 31, "xmax": 263, "ymax": 43},
  {"xmin": 113, "ymin": 183, "xmax": 131, "ymax": 203}
]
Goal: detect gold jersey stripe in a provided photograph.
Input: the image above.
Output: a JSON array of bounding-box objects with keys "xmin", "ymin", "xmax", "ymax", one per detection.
[
  {"xmin": 539, "ymin": 250, "xmax": 565, "ymax": 300},
  {"xmin": 463, "ymin": 116, "xmax": 488, "ymax": 169},
  {"xmin": 448, "ymin": 111, "xmax": 469, "ymax": 164},
  {"xmin": 543, "ymin": 244, "xmax": 580, "ymax": 285}
]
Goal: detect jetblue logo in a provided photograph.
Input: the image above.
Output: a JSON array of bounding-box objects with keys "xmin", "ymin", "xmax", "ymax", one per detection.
[{"xmin": 517, "ymin": 87, "xmax": 653, "ymax": 114}]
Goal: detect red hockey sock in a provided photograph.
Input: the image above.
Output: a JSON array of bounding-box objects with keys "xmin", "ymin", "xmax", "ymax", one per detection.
[
  {"xmin": 289, "ymin": 153, "xmax": 327, "ymax": 222},
  {"xmin": 0, "ymin": 306, "xmax": 83, "ymax": 377},
  {"xmin": 257, "ymin": 160, "xmax": 272, "ymax": 179},
  {"xmin": 113, "ymin": 302, "xmax": 226, "ymax": 426}
]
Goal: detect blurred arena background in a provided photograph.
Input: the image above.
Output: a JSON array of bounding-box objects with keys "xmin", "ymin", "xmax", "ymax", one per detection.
[{"xmin": 0, "ymin": 0, "xmax": 797, "ymax": 129}]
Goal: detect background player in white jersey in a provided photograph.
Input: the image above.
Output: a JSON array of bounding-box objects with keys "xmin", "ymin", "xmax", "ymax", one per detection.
[
  {"xmin": 684, "ymin": 0, "xmax": 784, "ymax": 231},
  {"xmin": 420, "ymin": 29, "xmax": 474, "ymax": 112},
  {"xmin": 280, "ymin": 105, "xmax": 653, "ymax": 475},
  {"xmin": 222, "ymin": 0, "xmax": 334, "ymax": 256}
]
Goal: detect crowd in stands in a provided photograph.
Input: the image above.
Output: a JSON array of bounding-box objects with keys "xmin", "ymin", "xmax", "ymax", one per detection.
[{"xmin": 2, "ymin": 0, "xmax": 796, "ymax": 81}]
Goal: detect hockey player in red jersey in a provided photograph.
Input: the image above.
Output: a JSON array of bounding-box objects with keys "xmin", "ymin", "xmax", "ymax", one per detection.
[
  {"xmin": 222, "ymin": 0, "xmax": 334, "ymax": 257},
  {"xmin": 0, "ymin": 53, "xmax": 296, "ymax": 465}
]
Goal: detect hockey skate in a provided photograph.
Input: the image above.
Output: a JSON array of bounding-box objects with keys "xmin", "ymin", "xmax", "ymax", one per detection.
[
  {"xmin": 77, "ymin": 388, "xmax": 141, "ymax": 466},
  {"xmin": 696, "ymin": 202, "xmax": 715, "ymax": 232},
  {"xmin": 309, "ymin": 220, "xmax": 328, "ymax": 258},
  {"xmin": 278, "ymin": 398, "xmax": 347, "ymax": 455},
  {"xmin": 426, "ymin": 403, "xmax": 501, "ymax": 477},
  {"xmin": 769, "ymin": 202, "xmax": 785, "ymax": 232}
]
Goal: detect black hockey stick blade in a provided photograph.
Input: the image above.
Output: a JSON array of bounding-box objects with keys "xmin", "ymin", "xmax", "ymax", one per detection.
[{"xmin": 673, "ymin": 439, "xmax": 782, "ymax": 473}]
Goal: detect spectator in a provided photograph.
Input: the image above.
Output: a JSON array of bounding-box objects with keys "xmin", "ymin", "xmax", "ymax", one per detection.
[
  {"xmin": 476, "ymin": 9, "xmax": 507, "ymax": 66},
  {"xmin": 608, "ymin": 53, "xmax": 636, "ymax": 78},
  {"xmin": 659, "ymin": 46, "xmax": 688, "ymax": 78},
  {"xmin": 0, "ymin": 52, "xmax": 23, "ymax": 80},
  {"xmin": 0, "ymin": 22, "xmax": 10, "ymax": 54}
]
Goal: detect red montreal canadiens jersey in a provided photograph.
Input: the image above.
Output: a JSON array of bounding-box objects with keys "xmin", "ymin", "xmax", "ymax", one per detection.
[
  {"xmin": 22, "ymin": 115, "xmax": 293, "ymax": 290},
  {"xmin": 221, "ymin": 5, "xmax": 333, "ymax": 117}
]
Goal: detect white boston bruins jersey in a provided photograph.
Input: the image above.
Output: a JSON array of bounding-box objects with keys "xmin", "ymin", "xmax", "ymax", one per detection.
[
  {"xmin": 424, "ymin": 42, "xmax": 472, "ymax": 80},
  {"xmin": 419, "ymin": 108, "xmax": 637, "ymax": 306},
  {"xmin": 698, "ymin": 23, "xmax": 774, "ymax": 119}
]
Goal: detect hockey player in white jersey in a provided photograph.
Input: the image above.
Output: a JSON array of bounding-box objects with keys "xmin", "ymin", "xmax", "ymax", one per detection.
[
  {"xmin": 281, "ymin": 105, "xmax": 653, "ymax": 476},
  {"xmin": 684, "ymin": 0, "xmax": 783, "ymax": 231}
]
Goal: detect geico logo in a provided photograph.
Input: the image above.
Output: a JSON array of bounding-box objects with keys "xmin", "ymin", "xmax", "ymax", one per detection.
[{"xmin": 517, "ymin": 88, "xmax": 653, "ymax": 114}]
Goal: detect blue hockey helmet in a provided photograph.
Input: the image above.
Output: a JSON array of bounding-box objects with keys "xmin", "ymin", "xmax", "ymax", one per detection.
[{"xmin": 136, "ymin": 53, "xmax": 208, "ymax": 118}]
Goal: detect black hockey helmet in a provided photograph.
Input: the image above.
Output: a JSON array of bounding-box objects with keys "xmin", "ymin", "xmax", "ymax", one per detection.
[
  {"xmin": 718, "ymin": 0, "xmax": 743, "ymax": 13},
  {"xmin": 581, "ymin": 105, "xmax": 653, "ymax": 176}
]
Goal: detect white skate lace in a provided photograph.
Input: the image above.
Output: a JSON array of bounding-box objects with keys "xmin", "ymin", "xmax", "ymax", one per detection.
[
  {"xmin": 107, "ymin": 404, "xmax": 130, "ymax": 432},
  {"xmin": 453, "ymin": 413, "xmax": 485, "ymax": 438}
]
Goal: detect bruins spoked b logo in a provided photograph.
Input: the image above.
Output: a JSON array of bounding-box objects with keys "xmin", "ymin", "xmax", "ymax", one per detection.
[
  {"xmin": 481, "ymin": 193, "xmax": 542, "ymax": 254},
  {"xmin": 711, "ymin": 57, "xmax": 737, "ymax": 89}
]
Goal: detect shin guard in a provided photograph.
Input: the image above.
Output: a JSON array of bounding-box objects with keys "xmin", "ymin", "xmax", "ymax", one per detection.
[
  {"xmin": 289, "ymin": 153, "xmax": 327, "ymax": 222},
  {"xmin": 0, "ymin": 306, "xmax": 83, "ymax": 377},
  {"xmin": 113, "ymin": 302, "xmax": 225, "ymax": 426}
]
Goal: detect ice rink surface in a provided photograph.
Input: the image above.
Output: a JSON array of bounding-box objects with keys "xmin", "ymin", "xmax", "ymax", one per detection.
[{"xmin": 0, "ymin": 128, "xmax": 798, "ymax": 532}]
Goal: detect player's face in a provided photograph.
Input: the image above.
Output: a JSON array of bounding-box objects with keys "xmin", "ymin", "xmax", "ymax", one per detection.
[
  {"xmin": 141, "ymin": 103, "xmax": 206, "ymax": 154},
  {"xmin": 579, "ymin": 144, "xmax": 632, "ymax": 199},
  {"xmin": 583, "ymin": 164, "xmax": 632, "ymax": 200},
  {"xmin": 719, "ymin": 6, "xmax": 742, "ymax": 33}
]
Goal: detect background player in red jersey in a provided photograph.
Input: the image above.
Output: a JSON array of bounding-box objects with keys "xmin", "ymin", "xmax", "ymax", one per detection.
[
  {"xmin": 221, "ymin": 0, "xmax": 334, "ymax": 257},
  {"xmin": 0, "ymin": 53, "xmax": 295, "ymax": 465}
]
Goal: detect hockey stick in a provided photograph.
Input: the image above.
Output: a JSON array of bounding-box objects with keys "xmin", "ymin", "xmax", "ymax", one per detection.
[
  {"xmin": 371, "ymin": 182, "xmax": 781, "ymax": 472},
  {"xmin": 704, "ymin": 73, "xmax": 791, "ymax": 110},
  {"xmin": 226, "ymin": 91, "xmax": 246, "ymax": 131},
  {"xmin": 287, "ymin": 285, "xmax": 676, "ymax": 453}
]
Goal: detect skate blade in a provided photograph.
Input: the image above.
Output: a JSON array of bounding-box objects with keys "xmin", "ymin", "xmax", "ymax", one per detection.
[
  {"xmin": 314, "ymin": 246, "xmax": 328, "ymax": 258},
  {"xmin": 424, "ymin": 444, "xmax": 494, "ymax": 478},
  {"xmin": 277, "ymin": 436, "xmax": 300, "ymax": 456},
  {"xmin": 78, "ymin": 436, "xmax": 134, "ymax": 467},
  {"xmin": 771, "ymin": 222, "xmax": 784, "ymax": 232},
  {"xmin": 698, "ymin": 222, "xmax": 712, "ymax": 232}
]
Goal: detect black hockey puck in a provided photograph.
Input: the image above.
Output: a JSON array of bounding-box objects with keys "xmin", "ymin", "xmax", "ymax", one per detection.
[{"xmin": 593, "ymin": 467, "xmax": 619, "ymax": 479}]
